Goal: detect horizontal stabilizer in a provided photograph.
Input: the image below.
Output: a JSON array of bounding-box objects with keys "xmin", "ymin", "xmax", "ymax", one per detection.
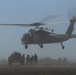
[{"xmin": 71, "ymin": 34, "xmax": 76, "ymax": 38}]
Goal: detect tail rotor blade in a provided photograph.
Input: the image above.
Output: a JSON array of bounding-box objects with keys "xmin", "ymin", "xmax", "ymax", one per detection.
[
  {"xmin": 68, "ymin": 9, "xmax": 73, "ymax": 19},
  {"xmin": 72, "ymin": 7, "xmax": 76, "ymax": 17},
  {"xmin": 68, "ymin": 8, "xmax": 76, "ymax": 19}
]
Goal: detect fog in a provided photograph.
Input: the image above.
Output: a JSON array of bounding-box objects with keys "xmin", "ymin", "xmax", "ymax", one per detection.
[{"xmin": 0, "ymin": 0, "xmax": 76, "ymax": 62}]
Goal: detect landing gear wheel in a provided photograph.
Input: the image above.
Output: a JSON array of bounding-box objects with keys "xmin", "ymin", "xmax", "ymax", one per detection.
[
  {"xmin": 40, "ymin": 44, "xmax": 43, "ymax": 48},
  {"xmin": 25, "ymin": 45, "xmax": 28, "ymax": 49},
  {"xmin": 60, "ymin": 42, "xmax": 65, "ymax": 49},
  {"xmin": 62, "ymin": 46, "xmax": 65, "ymax": 49}
]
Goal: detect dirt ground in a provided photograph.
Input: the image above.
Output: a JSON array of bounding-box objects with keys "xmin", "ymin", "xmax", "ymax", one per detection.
[{"xmin": 0, "ymin": 64, "xmax": 76, "ymax": 75}]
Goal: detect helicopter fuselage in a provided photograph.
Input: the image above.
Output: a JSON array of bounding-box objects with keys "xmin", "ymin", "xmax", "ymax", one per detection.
[{"xmin": 21, "ymin": 33, "xmax": 69, "ymax": 44}]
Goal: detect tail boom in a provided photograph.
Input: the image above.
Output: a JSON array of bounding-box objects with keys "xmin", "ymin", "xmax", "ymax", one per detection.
[{"xmin": 66, "ymin": 18, "xmax": 76, "ymax": 36}]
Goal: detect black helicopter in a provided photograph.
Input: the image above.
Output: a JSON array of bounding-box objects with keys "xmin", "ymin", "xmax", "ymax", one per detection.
[
  {"xmin": 0, "ymin": 15, "xmax": 76, "ymax": 49},
  {"xmin": 20, "ymin": 17, "xmax": 76, "ymax": 49}
]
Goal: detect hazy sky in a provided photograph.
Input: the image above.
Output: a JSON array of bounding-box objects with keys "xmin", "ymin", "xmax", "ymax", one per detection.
[{"xmin": 0, "ymin": 0, "xmax": 76, "ymax": 62}]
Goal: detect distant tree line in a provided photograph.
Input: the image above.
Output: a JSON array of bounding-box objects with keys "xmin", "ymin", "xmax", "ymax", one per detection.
[
  {"xmin": 57, "ymin": 57, "xmax": 68, "ymax": 62},
  {"xmin": 39, "ymin": 57, "xmax": 68, "ymax": 63}
]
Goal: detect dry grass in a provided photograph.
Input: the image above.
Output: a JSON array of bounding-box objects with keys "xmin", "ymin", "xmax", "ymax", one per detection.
[{"xmin": 0, "ymin": 59, "xmax": 76, "ymax": 75}]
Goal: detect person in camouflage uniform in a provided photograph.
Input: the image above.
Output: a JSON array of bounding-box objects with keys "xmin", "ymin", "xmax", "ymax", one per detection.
[
  {"xmin": 33, "ymin": 53, "xmax": 38, "ymax": 64},
  {"xmin": 26, "ymin": 54, "xmax": 30, "ymax": 64}
]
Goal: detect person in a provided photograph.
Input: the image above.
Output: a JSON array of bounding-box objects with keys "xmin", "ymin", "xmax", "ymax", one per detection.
[
  {"xmin": 51, "ymin": 29, "xmax": 54, "ymax": 32},
  {"xmin": 22, "ymin": 54, "xmax": 25, "ymax": 60},
  {"xmin": 33, "ymin": 53, "xmax": 38, "ymax": 64},
  {"xmin": 26, "ymin": 54, "xmax": 30, "ymax": 64},
  {"xmin": 30, "ymin": 55, "xmax": 34, "ymax": 64}
]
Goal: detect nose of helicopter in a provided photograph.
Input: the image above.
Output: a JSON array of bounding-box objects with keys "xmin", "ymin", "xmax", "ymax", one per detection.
[
  {"xmin": 21, "ymin": 37, "xmax": 25, "ymax": 44},
  {"xmin": 21, "ymin": 33, "xmax": 29, "ymax": 44}
]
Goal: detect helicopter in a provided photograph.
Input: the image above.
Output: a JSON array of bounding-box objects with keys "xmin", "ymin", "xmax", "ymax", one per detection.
[
  {"xmin": 0, "ymin": 15, "xmax": 76, "ymax": 49},
  {"xmin": 20, "ymin": 17, "xmax": 76, "ymax": 49}
]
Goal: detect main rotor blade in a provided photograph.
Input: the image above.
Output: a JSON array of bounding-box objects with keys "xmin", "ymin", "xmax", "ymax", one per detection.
[
  {"xmin": 0, "ymin": 22, "xmax": 45, "ymax": 27},
  {"xmin": 0, "ymin": 20, "xmax": 68, "ymax": 27},
  {"xmin": 45, "ymin": 21, "xmax": 69, "ymax": 25},
  {"xmin": 41, "ymin": 15, "xmax": 60, "ymax": 22},
  {"xmin": 0, "ymin": 24, "xmax": 31, "ymax": 26}
]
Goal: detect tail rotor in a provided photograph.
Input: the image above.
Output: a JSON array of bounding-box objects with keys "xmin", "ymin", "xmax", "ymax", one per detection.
[{"xmin": 68, "ymin": 8, "xmax": 76, "ymax": 21}]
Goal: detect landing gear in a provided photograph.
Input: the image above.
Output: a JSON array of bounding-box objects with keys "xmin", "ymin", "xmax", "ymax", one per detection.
[
  {"xmin": 39, "ymin": 44, "xmax": 43, "ymax": 48},
  {"xmin": 60, "ymin": 42, "xmax": 65, "ymax": 49},
  {"xmin": 25, "ymin": 45, "xmax": 28, "ymax": 49}
]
